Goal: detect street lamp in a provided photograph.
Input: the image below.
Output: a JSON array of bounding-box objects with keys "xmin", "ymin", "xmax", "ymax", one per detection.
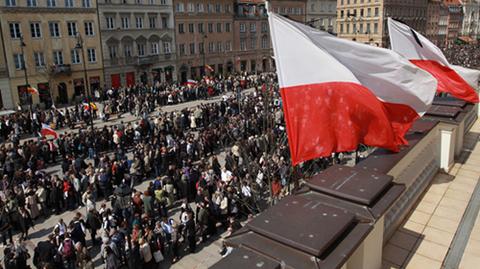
[
  {"xmin": 75, "ymin": 32, "xmax": 90, "ymax": 98},
  {"xmin": 75, "ymin": 32, "xmax": 94, "ymax": 129},
  {"xmin": 201, "ymin": 34, "xmax": 207, "ymax": 77},
  {"xmin": 19, "ymin": 34, "xmax": 32, "ymax": 109}
]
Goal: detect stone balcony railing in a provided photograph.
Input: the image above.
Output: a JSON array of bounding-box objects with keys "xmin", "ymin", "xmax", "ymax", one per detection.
[
  {"xmin": 106, "ymin": 54, "xmax": 175, "ymax": 66},
  {"xmin": 212, "ymin": 90, "xmax": 479, "ymax": 269},
  {"xmin": 0, "ymin": 68, "xmax": 8, "ymax": 78},
  {"xmin": 50, "ymin": 64, "xmax": 72, "ymax": 76}
]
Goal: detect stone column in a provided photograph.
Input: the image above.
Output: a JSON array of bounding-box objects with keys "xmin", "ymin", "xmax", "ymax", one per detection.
[
  {"xmin": 347, "ymin": 217, "xmax": 384, "ymax": 269},
  {"xmin": 440, "ymin": 127, "xmax": 455, "ymax": 172}
]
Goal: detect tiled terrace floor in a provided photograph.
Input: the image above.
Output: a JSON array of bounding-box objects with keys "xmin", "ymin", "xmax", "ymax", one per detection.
[{"xmin": 383, "ymin": 120, "xmax": 480, "ymax": 269}]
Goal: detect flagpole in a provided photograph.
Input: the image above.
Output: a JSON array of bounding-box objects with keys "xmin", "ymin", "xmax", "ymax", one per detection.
[{"xmin": 265, "ymin": 1, "xmax": 296, "ymax": 192}]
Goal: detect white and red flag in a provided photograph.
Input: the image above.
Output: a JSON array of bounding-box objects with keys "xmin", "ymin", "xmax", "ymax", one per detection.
[
  {"xmin": 205, "ymin": 64, "xmax": 214, "ymax": 72},
  {"xmin": 41, "ymin": 123, "xmax": 58, "ymax": 139},
  {"xmin": 27, "ymin": 87, "xmax": 39, "ymax": 95},
  {"xmin": 185, "ymin": 79, "xmax": 197, "ymax": 88},
  {"xmin": 82, "ymin": 102, "xmax": 97, "ymax": 112},
  {"xmin": 388, "ymin": 18, "xmax": 479, "ymax": 103},
  {"xmin": 82, "ymin": 102, "xmax": 91, "ymax": 112},
  {"xmin": 268, "ymin": 12, "xmax": 437, "ymax": 165}
]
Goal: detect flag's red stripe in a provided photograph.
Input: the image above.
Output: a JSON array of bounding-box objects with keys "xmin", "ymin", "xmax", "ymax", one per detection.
[
  {"xmin": 281, "ymin": 82, "xmax": 418, "ymax": 165},
  {"xmin": 41, "ymin": 127, "xmax": 58, "ymax": 138},
  {"xmin": 410, "ymin": 60, "xmax": 479, "ymax": 103}
]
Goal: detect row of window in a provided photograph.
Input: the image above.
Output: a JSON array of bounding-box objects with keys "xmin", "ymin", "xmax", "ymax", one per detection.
[
  {"xmin": 107, "ymin": 41, "xmax": 171, "ymax": 59},
  {"xmin": 177, "ymin": 21, "xmax": 269, "ymax": 35},
  {"xmin": 13, "ymin": 49, "xmax": 96, "ymax": 70},
  {"xmin": 272, "ymin": 6, "xmax": 303, "ymax": 16},
  {"xmin": 9, "ymin": 21, "xmax": 95, "ymax": 39},
  {"xmin": 178, "ymin": 41, "xmax": 231, "ymax": 56},
  {"xmin": 339, "ymin": 7, "xmax": 379, "ymax": 18},
  {"xmin": 178, "ymin": 22, "xmax": 231, "ymax": 34},
  {"xmin": 105, "ymin": 15, "xmax": 169, "ymax": 30},
  {"xmin": 103, "ymin": 0, "xmax": 167, "ymax": 4},
  {"xmin": 340, "ymin": 0, "xmax": 379, "ymax": 5},
  {"xmin": 310, "ymin": 2, "xmax": 336, "ymax": 13},
  {"xmin": 5, "ymin": 0, "xmax": 91, "ymax": 7},
  {"xmin": 239, "ymin": 36, "xmax": 270, "ymax": 51},
  {"xmin": 339, "ymin": 22, "xmax": 379, "ymax": 35},
  {"xmin": 239, "ymin": 22, "xmax": 268, "ymax": 33},
  {"xmin": 175, "ymin": 2, "xmax": 231, "ymax": 13}
]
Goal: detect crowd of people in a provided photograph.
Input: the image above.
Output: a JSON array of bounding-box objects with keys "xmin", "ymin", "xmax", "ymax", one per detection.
[
  {"xmin": 442, "ymin": 43, "xmax": 480, "ymax": 69},
  {"xmin": 0, "ymin": 74, "xmax": 253, "ymax": 143},
  {"xmin": 0, "ymin": 72, "xmax": 300, "ymax": 269}
]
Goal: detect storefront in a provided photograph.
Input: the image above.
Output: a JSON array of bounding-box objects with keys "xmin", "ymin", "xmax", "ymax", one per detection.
[
  {"xmin": 179, "ymin": 65, "xmax": 188, "ymax": 83},
  {"xmin": 227, "ymin": 61, "xmax": 233, "ymax": 73},
  {"xmin": 73, "ymin": 78, "xmax": 85, "ymax": 97},
  {"xmin": 190, "ymin": 67, "xmax": 197, "ymax": 79},
  {"xmin": 17, "ymin": 85, "xmax": 29, "ymax": 106},
  {"xmin": 126, "ymin": 72, "xmax": 135, "ymax": 87},
  {"xmin": 152, "ymin": 68, "xmax": 162, "ymax": 84},
  {"xmin": 250, "ymin": 60, "xmax": 256, "ymax": 72},
  {"xmin": 57, "ymin": 82, "xmax": 68, "ymax": 104},
  {"xmin": 262, "ymin": 58, "xmax": 268, "ymax": 72},
  {"xmin": 240, "ymin": 60, "xmax": 247, "ymax": 71},
  {"xmin": 111, "ymin": 74, "xmax": 121, "ymax": 89},
  {"xmin": 37, "ymin": 82, "xmax": 52, "ymax": 107},
  {"xmin": 89, "ymin": 76, "xmax": 101, "ymax": 93}
]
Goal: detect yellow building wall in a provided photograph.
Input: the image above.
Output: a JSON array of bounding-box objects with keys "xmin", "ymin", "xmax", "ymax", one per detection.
[{"xmin": 0, "ymin": 2, "xmax": 104, "ymax": 107}]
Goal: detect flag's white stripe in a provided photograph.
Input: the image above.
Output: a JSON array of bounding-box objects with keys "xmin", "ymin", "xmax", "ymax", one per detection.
[
  {"xmin": 270, "ymin": 13, "xmax": 437, "ymax": 115},
  {"xmin": 268, "ymin": 12, "xmax": 359, "ymax": 88},
  {"xmin": 451, "ymin": 65, "xmax": 480, "ymax": 90},
  {"xmin": 388, "ymin": 18, "xmax": 449, "ymax": 66}
]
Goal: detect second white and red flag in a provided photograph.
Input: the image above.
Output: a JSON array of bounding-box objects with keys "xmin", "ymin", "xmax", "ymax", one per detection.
[
  {"xmin": 388, "ymin": 18, "xmax": 479, "ymax": 103},
  {"xmin": 268, "ymin": 12, "xmax": 437, "ymax": 165}
]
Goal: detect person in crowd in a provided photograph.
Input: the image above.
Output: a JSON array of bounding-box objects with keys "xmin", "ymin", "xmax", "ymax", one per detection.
[{"xmin": 33, "ymin": 234, "xmax": 57, "ymax": 269}]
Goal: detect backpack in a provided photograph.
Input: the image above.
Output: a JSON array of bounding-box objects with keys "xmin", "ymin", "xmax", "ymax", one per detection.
[
  {"xmin": 111, "ymin": 231, "xmax": 125, "ymax": 247},
  {"xmin": 62, "ymin": 239, "xmax": 74, "ymax": 258}
]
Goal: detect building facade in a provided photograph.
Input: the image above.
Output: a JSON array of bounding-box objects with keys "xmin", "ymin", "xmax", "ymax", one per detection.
[
  {"xmin": 233, "ymin": 0, "xmax": 269, "ymax": 73},
  {"xmin": 232, "ymin": 0, "xmax": 306, "ymax": 73},
  {"xmin": 427, "ymin": 0, "xmax": 442, "ymax": 46},
  {"xmin": 0, "ymin": 0, "xmax": 104, "ymax": 107},
  {"xmin": 173, "ymin": 0, "xmax": 234, "ymax": 82},
  {"xmin": 336, "ymin": 0, "xmax": 428, "ymax": 47},
  {"xmin": 98, "ymin": 0, "xmax": 176, "ymax": 88},
  {"xmin": 445, "ymin": 0, "xmax": 464, "ymax": 45},
  {"xmin": 0, "ymin": 27, "xmax": 12, "ymax": 109},
  {"xmin": 306, "ymin": 0, "xmax": 337, "ymax": 34},
  {"xmin": 270, "ymin": 0, "xmax": 307, "ymax": 23},
  {"xmin": 460, "ymin": 0, "xmax": 480, "ymax": 40},
  {"xmin": 439, "ymin": 2, "xmax": 449, "ymax": 46},
  {"xmin": 336, "ymin": 0, "xmax": 385, "ymax": 46}
]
